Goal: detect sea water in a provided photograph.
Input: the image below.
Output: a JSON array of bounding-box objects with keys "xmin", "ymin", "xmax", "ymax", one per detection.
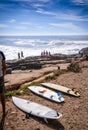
[{"xmin": 0, "ymin": 35, "xmax": 88, "ymax": 60}]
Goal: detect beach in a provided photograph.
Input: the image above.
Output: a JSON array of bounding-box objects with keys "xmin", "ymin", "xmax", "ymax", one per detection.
[
  {"xmin": 0, "ymin": 56, "xmax": 88, "ymax": 130},
  {"xmin": 0, "ymin": 0, "xmax": 88, "ymax": 129}
]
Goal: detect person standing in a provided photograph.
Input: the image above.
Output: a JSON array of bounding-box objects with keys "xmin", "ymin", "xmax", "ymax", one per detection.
[
  {"xmin": 18, "ymin": 52, "xmax": 20, "ymax": 59},
  {"xmin": 21, "ymin": 51, "xmax": 24, "ymax": 59},
  {"xmin": 0, "ymin": 51, "xmax": 6, "ymax": 116}
]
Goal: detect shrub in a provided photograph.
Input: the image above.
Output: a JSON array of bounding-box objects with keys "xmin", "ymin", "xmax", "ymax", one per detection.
[
  {"xmin": 45, "ymin": 75, "xmax": 56, "ymax": 81},
  {"xmin": 5, "ymin": 90, "xmax": 22, "ymax": 96},
  {"xmin": 67, "ymin": 62, "xmax": 81, "ymax": 73}
]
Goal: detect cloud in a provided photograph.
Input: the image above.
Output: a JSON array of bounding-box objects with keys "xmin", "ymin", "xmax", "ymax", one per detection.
[
  {"xmin": 39, "ymin": 0, "xmax": 50, "ymax": 1},
  {"xmin": 9, "ymin": 19, "xmax": 16, "ymax": 23},
  {"xmin": 11, "ymin": 0, "xmax": 50, "ymax": 2},
  {"xmin": 36, "ymin": 8, "xmax": 55, "ymax": 15},
  {"xmin": 36, "ymin": 8, "xmax": 88, "ymax": 21},
  {"xmin": 21, "ymin": 22, "xmax": 31, "ymax": 25},
  {"xmin": 50, "ymin": 23, "xmax": 71, "ymax": 28},
  {"xmin": 31, "ymin": 3, "xmax": 45, "ymax": 7},
  {"xmin": 0, "ymin": 23, "xmax": 9, "ymax": 28},
  {"xmin": 50, "ymin": 22, "xmax": 86, "ymax": 32},
  {"xmin": 34, "ymin": 24, "xmax": 43, "ymax": 29},
  {"xmin": 14, "ymin": 26, "xmax": 27, "ymax": 29},
  {"xmin": 72, "ymin": 0, "xmax": 88, "ymax": 5},
  {"xmin": 57, "ymin": 13, "xmax": 88, "ymax": 21}
]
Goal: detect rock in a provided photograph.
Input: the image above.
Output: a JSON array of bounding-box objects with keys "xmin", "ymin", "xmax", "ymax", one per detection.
[
  {"xmin": 21, "ymin": 66, "xmax": 27, "ymax": 70},
  {"xmin": 79, "ymin": 47, "xmax": 88, "ymax": 56},
  {"xmin": 6, "ymin": 68, "xmax": 12, "ymax": 74},
  {"xmin": 6, "ymin": 58, "xmax": 42, "ymax": 70}
]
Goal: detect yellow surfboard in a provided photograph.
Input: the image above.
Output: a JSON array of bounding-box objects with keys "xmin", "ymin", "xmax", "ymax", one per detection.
[{"xmin": 41, "ymin": 83, "xmax": 80, "ymax": 97}]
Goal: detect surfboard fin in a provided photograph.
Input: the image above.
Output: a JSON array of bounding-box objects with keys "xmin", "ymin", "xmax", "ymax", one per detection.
[
  {"xmin": 57, "ymin": 92, "xmax": 61, "ymax": 96},
  {"xmin": 44, "ymin": 118, "xmax": 48, "ymax": 123},
  {"xmin": 26, "ymin": 113, "xmax": 30, "ymax": 119},
  {"xmin": 25, "ymin": 112, "xmax": 32, "ymax": 119}
]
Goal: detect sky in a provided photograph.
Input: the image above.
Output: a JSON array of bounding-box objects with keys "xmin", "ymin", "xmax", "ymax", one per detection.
[{"xmin": 0, "ymin": 0, "xmax": 88, "ymax": 36}]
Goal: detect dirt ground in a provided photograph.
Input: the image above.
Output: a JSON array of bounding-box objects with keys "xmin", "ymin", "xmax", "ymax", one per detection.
[{"xmin": 0, "ymin": 61, "xmax": 88, "ymax": 130}]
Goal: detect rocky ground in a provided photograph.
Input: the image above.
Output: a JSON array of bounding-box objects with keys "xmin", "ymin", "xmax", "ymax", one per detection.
[{"xmin": 0, "ymin": 60, "xmax": 88, "ymax": 130}]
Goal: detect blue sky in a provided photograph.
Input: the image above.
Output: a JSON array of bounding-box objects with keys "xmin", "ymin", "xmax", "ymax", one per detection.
[{"xmin": 0, "ymin": 0, "xmax": 88, "ymax": 35}]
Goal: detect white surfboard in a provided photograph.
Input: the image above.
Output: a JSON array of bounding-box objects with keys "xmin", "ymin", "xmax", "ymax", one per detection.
[
  {"xmin": 41, "ymin": 83, "xmax": 80, "ymax": 97},
  {"xmin": 12, "ymin": 96, "xmax": 62, "ymax": 123},
  {"xmin": 28, "ymin": 86, "xmax": 64, "ymax": 103}
]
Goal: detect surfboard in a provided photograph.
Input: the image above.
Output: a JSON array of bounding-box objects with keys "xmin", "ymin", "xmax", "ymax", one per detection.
[
  {"xmin": 28, "ymin": 86, "xmax": 64, "ymax": 103},
  {"xmin": 41, "ymin": 83, "xmax": 80, "ymax": 97},
  {"xmin": 12, "ymin": 96, "xmax": 62, "ymax": 123}
]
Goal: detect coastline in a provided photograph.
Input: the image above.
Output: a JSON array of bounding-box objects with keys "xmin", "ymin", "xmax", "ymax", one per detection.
[
  {"xmin": 5, "ymin": 54, "xmax": 74, "ymax": 90},
  {"xmin": 0, "ymin": 55, "xmax": 88, "ymax": 130}
]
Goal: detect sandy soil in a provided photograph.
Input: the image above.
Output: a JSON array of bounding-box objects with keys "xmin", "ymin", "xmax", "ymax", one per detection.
[
  {"xmin": 4, "ymin": 63, "xmax": 70, "ymax": 90},
  {"xmin": 0, "ymin": 61, "xmax": 88, "ymax": 130}
]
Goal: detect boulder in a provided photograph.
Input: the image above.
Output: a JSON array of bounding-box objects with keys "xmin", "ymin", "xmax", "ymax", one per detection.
[{"xmin": 79, "ymin": 47, "xmax": 88, "ymax": 56}]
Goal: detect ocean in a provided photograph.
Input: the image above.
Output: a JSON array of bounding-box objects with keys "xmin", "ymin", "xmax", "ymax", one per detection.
[{"xmin": 0, "ymin": 35, "xmax": 88, "ymax": 60}]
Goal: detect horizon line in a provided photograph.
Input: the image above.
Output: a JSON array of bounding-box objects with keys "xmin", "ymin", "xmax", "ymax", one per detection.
[{"xmin": 0, "ymin": 34, "xmax": 88, "ymax": 36}]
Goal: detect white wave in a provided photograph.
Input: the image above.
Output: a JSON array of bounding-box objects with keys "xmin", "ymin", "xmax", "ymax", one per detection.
[
  {"xmin": 0, "ymin": 45, "xmax": 41, "ymax": 60},
  {"xmin": 14, "ymin": 39, "xmax": 35, "ymax": 46},
  {"xmin": 14, "ymin": 39, "xmax": 47, "ymax": 46},
  {"xmin": 0, "ymin": 39, "xmax": 88, "ymax": 60}
]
